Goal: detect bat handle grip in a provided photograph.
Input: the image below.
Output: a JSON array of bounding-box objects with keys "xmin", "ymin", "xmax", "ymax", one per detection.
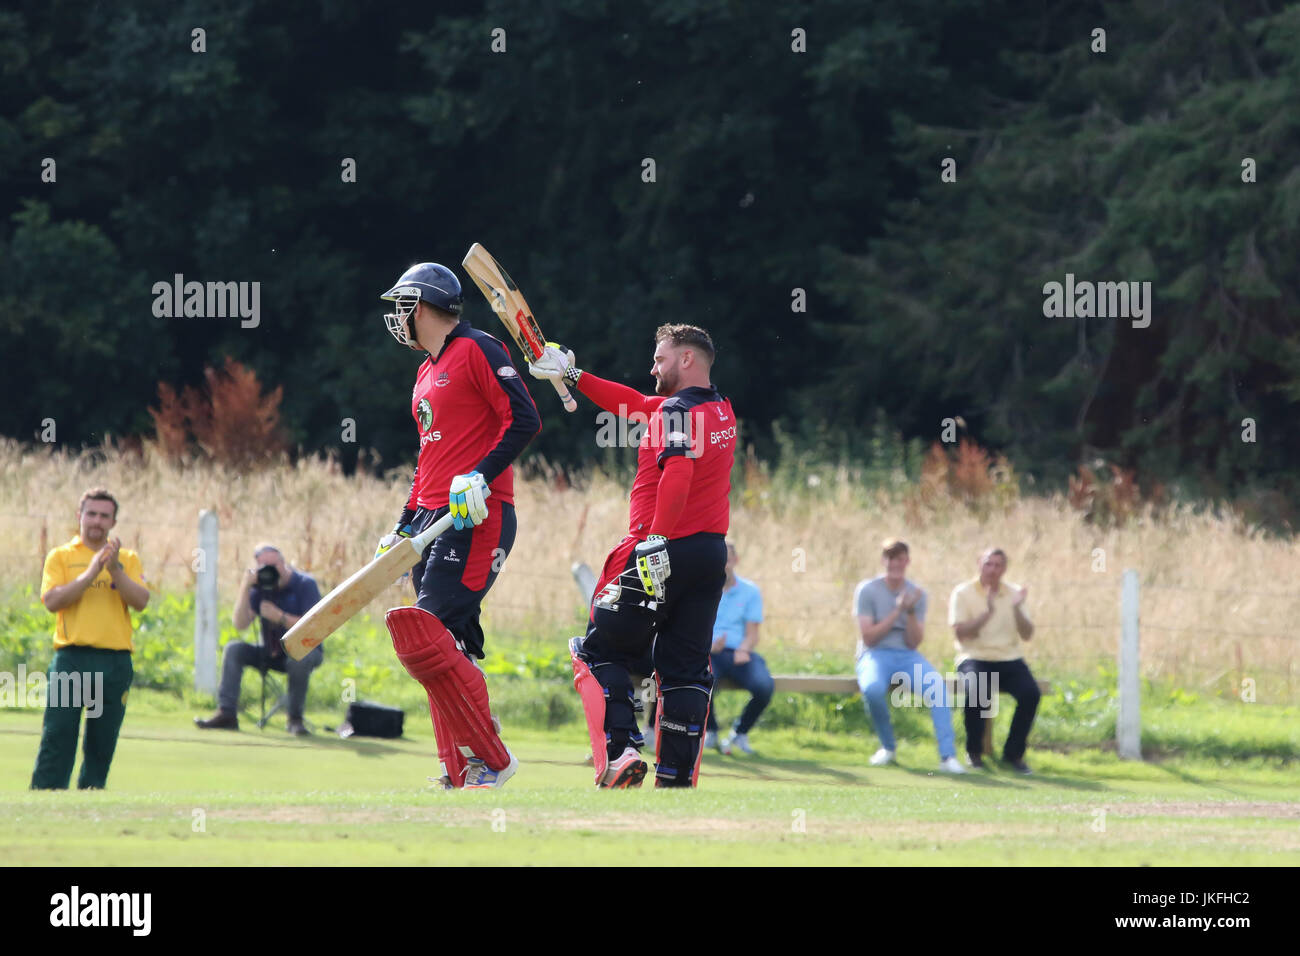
[{"xmin": 552, "ymin": 379, "xmax": 577, "ymax": 413}]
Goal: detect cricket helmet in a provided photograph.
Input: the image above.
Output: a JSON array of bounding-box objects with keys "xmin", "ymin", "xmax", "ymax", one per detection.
[{"xmin": 380, "ymin": 262, "xmax": 464, "ymax": 348}]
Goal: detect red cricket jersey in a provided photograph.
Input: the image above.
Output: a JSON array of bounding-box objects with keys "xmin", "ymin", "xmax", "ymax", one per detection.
[
  {"xmin": 402, "ymin": 320, "xmax": 540, "ymax": 511},
  {"xmin": 577, "ymin": 374, "xmax": 734, "ymax": 539}
]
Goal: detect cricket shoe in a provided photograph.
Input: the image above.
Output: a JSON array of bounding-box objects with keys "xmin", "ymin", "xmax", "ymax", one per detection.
[
  {"xmin": 704, "ymin": 730, "xmax": 730, "ymax": 755},
  {"xmin": 599, "ymin": 746, "xmax": 648, "ymax": 789},
  {"xmin": 869, "ymin": 748, "xmax": 896, "ymax": 766},
  {"xmin": 464, "ymin": 749, "xmax": 519, "ymax": 789}
]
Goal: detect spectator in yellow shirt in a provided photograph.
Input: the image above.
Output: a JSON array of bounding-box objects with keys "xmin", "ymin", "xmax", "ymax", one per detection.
[
  {"xmin": 31, "ymin": 488, "xmax": 149, "ymax": 789},
  {"xmin": 948, "ymin": 547, "xmax": 1039, "ymax": 774}
]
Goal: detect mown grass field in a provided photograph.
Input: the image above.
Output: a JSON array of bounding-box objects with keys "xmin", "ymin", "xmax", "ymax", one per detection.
[
  {"xmin": 3, "ymin": 691, "xmax": 1297, "ymax": 866},
  {"xmin": 2, "ymin": 442, "xmax": 1298, "ymax": 867}
]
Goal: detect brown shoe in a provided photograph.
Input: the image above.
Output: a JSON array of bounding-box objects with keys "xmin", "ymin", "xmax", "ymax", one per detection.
[
  {"xmin": 286, "ymin": 719, "xmax": 310, "ymax": 737},
  {"xmin": 195, "ymin": 710, "xmax": 239, "ymax": 730}
]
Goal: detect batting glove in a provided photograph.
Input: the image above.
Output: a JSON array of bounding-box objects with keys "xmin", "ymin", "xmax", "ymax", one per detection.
[
  {"xmin": 374, "ymin": 523, "xmax": 413, "ymax": 561},
  {"xmin": 528, "ymin": 342, "xmax": 578, "ymax": 384},
  {"xmin": 449, "ymin": 471, "xmax": 489, "ymax": 530},
  {"xmin": 634, "ymin": 534, "xmax": 670, "ymax": 600}
]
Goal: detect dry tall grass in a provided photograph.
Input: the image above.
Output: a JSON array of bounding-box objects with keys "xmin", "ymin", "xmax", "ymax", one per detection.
[{"xmin": 2, "ymin": 439, "xmax": 1296, "ymax": 699}]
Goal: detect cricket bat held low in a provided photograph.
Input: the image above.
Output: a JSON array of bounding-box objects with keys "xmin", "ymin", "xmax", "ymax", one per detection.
[
  {"xmin": 280, "ymin": 512, "xmax": 456, "ymax": 661},
  {"xmin": 461, "ymin": 242, "xmax": 577, "ymax": 412}
]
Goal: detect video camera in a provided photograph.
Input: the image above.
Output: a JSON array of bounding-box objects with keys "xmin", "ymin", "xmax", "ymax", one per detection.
[{"xmin": 256, "ymin": 565, "xmax": 280, "ymax": 592}]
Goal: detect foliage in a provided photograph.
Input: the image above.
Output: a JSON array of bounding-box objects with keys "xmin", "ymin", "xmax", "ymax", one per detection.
[
  {"xmin": 816, "ymin": 0, "xmax": 1300, "ymax": 516},
  {"xmin": 148, "ymin": 357, "xmax": 287, "ymax": 468},
  {"xmin": 3, "ymin": 585, "xmax": 1296, "ymax": 760},
  {"xmin": 1, "ymin": 1, "xmax": 1294, "ymax": 515}
]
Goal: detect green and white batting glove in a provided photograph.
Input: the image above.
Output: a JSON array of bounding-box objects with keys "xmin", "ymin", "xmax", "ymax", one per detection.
[
  {"xmin": 374, "ymin": 522, "xmax": 413, "ymax": 560},
  {"xmin": 634, "ymin": 534, "xmax": 670, "ymax": 599},
  {"xmin": 529, "ymin": 342, "xmax": 579, "ymax": 384}
]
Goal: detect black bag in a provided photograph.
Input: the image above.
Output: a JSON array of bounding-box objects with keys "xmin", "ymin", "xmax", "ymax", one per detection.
[{"xmin": 338, "ymin": 701, "xmax": 405, "ymax": 739}]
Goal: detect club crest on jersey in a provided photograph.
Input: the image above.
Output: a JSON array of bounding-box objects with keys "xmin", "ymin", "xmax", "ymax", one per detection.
[
  {"xmin": 496, "ymin": 365, "xmax": 517, "ymax": 378},
  {"xmin": 435, "ymin": 371, "xmax": 451, "ymax": 388},
  {"xmin": 417, "ymin": 398, "xmax": 433, "ymax": 432}
]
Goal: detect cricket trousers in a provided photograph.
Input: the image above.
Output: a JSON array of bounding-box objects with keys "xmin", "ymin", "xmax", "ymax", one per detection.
[
  {"xmin": 582, "ymin": 532, "xmax": 727, "ymax": 786},
  {"xmin": 31, "ymin": 646, "xmax": 133, "ymax": 790},
  {"xmin": 957, "ymin": 657, "xmax": 1041, "ymax": 762},
  {"xmin": 409, "ymin": 502, "xmax": 517, "ymax": 660},
  {"xmin": 217, "ymin": 641, "xmax": 323, "ymax": 720}
]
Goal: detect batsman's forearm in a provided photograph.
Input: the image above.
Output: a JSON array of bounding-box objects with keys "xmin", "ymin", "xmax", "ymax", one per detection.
[
  {"xmin": 474, "ymin": 361, "xmax": 542, "ymax": 483},
  {"xmin": 474, "ymin": 406, "xmax": 540, "ymax": 484},
  {"xmin": 400, "ymin": 466, "xmax": 418, "ymax": 517},
  {"xmin": 648, "ymin": 455, "xmax": 693, "ymax": 537},
  {"xmin": 576, "ymin": 372, "xmax": 662, "ymax": 417}
]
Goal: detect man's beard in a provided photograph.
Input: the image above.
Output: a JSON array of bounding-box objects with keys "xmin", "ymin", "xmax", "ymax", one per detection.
[{"xmin": 655, "ymin": 369, "xmax": 678, "ymax": 395}]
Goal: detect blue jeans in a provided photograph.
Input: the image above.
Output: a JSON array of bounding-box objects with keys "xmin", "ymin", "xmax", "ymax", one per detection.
[
  {"xmin": 856, "ymin": 647, "xmax": 956, "ymax": 759},
  {"xmin": 706, "ymin": 649, "xmax": 774, "ymax": 734}
]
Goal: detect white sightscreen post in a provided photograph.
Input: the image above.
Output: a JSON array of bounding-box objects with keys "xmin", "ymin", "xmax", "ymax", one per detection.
[
  {"xmin": 572, "ymin": 561, "xmax": 596, "ymax": 608},
  {"xmin": 1117, "ymin": 568, "xmax": 1142, "ymax": 760},
  {"xmin": 194, "ymin": 509, "xmax": 219, "ymax": 696}
]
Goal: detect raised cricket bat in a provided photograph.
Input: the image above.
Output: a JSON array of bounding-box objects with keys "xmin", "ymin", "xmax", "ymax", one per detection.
[
  {"xmin": 280, "ymin": 512, "xmax": 457, "ymax": 661},
  {"xmin": 462, "ymin": 242, "xmax": 577, "ymax": 412}
]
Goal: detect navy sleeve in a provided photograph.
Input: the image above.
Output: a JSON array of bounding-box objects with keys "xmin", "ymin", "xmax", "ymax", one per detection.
[
  {"xmin": 397, "ymin": 467, "xmax": 418, "ymax": 526},
  {"xmin": 655, "ymin": 394, "xmax": 697, "ymax": 469},
  {"xmin": 470, "ymin": 332, "xmax": 542, "ymax": 483}
]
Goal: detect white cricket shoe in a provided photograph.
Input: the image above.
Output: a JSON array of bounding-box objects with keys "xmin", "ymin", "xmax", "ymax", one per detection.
[
  {"xmin": 464, "ymin": 749, "xmax": 518, "ymax": 789},
  {"xmin": 939, "ymin": 756, "xmax": 968, "ymax": 774},
  {"xmin": 599, "ymin": 746, "xmax": 648, "ymax": 789},
  {"xmin": 869, "ymin": 748, "xmax": 896, "ymax": 766},
  {"xmin": 704, "ymin": 730, "xmax": 720, "ymax": 752},
  {"xmin": 727, "ymin": 732, "xmax": 754, "ymax": 755}
]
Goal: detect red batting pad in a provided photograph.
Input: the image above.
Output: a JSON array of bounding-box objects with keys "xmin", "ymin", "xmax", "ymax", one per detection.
[
  {"xmin": 429, "ymin": 690, "xmax": 468, "ymax": 786},
  {"xmin": 571, "ymin": 649, "xmax": 609, "ymax": 784},
  {"xmin": 387, "ymin": 607, "xmax": 510, "ymax": 771}
]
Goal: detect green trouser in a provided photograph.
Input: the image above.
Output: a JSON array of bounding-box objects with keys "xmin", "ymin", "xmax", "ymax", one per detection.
[{"xmin": 30, "ymin": 645, "xmax": 134, "ymax": 790}]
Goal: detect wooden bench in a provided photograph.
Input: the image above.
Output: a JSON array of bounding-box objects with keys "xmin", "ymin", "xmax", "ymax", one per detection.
[
  {"xmin": 713, "ymin": 674, "xmax": 1052, "ymax": 756},
  {"xmin": 572, "ymin": 562, "xmax": 1050, "ymax": 755}
]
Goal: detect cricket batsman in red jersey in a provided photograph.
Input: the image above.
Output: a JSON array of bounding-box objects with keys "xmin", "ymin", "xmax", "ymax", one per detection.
[
  {"xmin": 529, "ymin": 325, "xmax": 736, "ymax": 787},
  {"xmin": 377, "ymin": 262, "xmax": 541, "ymax": 789}
]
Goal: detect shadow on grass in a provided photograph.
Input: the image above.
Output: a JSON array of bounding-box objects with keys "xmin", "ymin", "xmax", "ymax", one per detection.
[
  {"xmin": 890, "ymin": 764, "xmax": 1110, "ymax": 791},
  {"xmin": 697, "ymin": 753, "xmax": 864, "ymax": 784},
  {"xmin": 124, "ymin": 726, "xmax": 428, "ymax": 759}
]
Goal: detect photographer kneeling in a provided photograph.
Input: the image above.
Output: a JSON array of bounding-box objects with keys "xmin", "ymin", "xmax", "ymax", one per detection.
[{"xmin": 195, "ymin": 544, "xmax": 323, "ymax": 735}]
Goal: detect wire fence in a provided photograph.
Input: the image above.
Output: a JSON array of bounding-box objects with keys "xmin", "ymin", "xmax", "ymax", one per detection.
[{"xmin": 4, "ymin": 509, "xmax": 1296, "ymax": 701}]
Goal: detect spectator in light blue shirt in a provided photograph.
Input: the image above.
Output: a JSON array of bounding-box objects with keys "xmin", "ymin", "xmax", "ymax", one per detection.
[
  {"xmin": 705, "ymin": 542, "xmax": 773, "ymax": 755},
  {"xmin": 854, "ymin": 538, "xmax": 966, "ymax": 774}
]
